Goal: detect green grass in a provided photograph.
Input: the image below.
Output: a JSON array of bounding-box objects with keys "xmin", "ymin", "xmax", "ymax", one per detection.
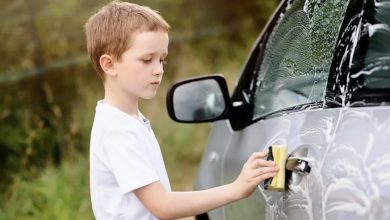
[{"xmin": 0, "ymin": 156, "xmax": 92, "ymax": 220}]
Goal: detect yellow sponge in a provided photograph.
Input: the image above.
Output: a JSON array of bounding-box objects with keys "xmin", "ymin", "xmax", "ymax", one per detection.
[{"xmin": 264, "ymin": 145, "xmax": 287, "ymax": 192}]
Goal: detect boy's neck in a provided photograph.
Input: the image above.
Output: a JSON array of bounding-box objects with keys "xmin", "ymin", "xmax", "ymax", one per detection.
[{"xmin": 103, "ymin": 84, "xmax": 141, "ymax": 120}]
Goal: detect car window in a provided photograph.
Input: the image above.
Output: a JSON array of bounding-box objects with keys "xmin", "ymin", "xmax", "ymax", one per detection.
[
  {"xmin": 350, "ymin": 0, "xmax": 390, "ymax": 97},
  {"xmin": 252, "ymin": 0, "xmax": 348, "ymax": 118}
]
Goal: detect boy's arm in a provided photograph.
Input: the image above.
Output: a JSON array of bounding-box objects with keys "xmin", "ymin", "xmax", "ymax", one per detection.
[{"xmin": 134, "ymin": 150, "xmax": 278, "ymax": 220}]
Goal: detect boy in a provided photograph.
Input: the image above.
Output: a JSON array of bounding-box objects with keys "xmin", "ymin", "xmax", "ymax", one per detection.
[{"xmin": 85, "ymin": 1, "xmax": 279, "ymax": 219}]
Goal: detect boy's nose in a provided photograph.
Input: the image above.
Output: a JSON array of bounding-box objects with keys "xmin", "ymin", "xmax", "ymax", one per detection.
[{"xmin": 153, "ymin": 62, "xmax": 164, "ymax": 76}]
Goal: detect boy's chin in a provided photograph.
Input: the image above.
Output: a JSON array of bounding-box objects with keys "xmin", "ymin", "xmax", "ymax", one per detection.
[{"xmin": 141, "ymin": 93, "xmax": 157, "ymax": 100}]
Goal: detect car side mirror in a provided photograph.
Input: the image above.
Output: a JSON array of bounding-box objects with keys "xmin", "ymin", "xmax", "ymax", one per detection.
[{"xmin": 166, "ymin": 74, "xmax": 231, "ymax": 123}]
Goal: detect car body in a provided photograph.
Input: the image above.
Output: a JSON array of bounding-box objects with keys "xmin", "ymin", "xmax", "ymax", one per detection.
[{"xmin": 166, "ymin": 0, "xmax": 390, "ymax": 219}]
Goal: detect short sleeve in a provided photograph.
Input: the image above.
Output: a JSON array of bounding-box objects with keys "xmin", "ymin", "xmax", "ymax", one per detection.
[{"xmin": 101, "ymin": 128, "xmax": 159, "ymax": 194}]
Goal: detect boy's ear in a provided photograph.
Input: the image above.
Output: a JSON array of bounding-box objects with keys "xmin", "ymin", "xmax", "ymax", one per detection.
[{"xmin": 99, "ymin": 54, "xmax": 117, "ymax": 77}]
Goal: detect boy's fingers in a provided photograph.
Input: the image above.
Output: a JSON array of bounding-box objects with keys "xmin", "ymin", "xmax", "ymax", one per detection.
[
  {"xmin": 250, "ymin": 158, "xmax": 275, "ymax": 168},
  {"xmin": 249, "ymin": 150, "xmax": 268, "ymax": 160},
  {"xmin": 258, "ymin": 159, "xmax": 276, "ymax": 167},
  {"xmin": 255, "ymin": 172, "xmax": 277, "ymax": 183},
  {"xmin": 255, "ymin": 166, "xmax": 279, "ymax": 176}
]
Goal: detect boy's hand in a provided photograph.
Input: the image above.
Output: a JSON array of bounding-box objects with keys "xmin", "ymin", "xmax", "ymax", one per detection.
[{"xmin": 232, "ymin": 149, "xmax": 279, "ymax": 199}]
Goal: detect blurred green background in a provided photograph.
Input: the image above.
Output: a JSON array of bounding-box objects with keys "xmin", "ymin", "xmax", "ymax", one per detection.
[{"xmin": 0, "ymin": 0, "xmax": 278, "ymax": 218}]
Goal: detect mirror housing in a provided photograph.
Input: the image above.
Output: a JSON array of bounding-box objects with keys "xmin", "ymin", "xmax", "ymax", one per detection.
[{"xmin": 166, "ymin": 74, "xmax": 231, "ymax": 123}]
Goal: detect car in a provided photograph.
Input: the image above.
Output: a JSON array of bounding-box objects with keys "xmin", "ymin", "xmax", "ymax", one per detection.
[{"xmin": 166, "ymin": 0, "xmax": 390, "ymax": 219}]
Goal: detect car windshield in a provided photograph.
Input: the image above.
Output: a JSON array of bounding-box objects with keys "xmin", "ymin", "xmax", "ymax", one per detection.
[{"xmin": 253, "ymin": 0, "xmax": 348, "ymax": 118}]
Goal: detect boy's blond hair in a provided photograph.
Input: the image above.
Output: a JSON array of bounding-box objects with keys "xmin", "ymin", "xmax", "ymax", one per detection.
[{"xmin": 84, "ymin": 0, "xmax": 170, "ymax": 81}]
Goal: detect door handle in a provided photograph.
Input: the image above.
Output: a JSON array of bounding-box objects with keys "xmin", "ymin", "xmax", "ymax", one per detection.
[{"xmin": 286, "ymin": 157, "xmax": 311, "ymax": 174}]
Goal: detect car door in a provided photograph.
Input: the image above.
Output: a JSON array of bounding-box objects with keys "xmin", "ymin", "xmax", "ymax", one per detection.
[
  {"xmin": 215, "ymin": 0, "xmax": 351, "ymax": 219},
  {"xmin": 319, "ymin": 0, "xmax": 390, "ymax": 219},
  {"xmin": 209, "ymin": 0, "xmax": 390, "ymax": 219}
]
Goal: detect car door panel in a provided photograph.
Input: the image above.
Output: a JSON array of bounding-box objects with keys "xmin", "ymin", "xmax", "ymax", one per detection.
[
  {"xmin": 323, "ymin": 107, "xmax": 390, "ymax": 220},
  {"xmin": 207, "ymin": 108, "xmax": 390, "ymax": 220},
  {"xmin": 221, "ymin": 108, "xmax": 341, "ymax": 220}
]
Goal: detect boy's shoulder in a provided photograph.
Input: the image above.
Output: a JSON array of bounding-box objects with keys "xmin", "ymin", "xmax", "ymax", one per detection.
[
  {"xmin": 92, "ymin": 101, "xmax": 148, "ymax": 138},
  {"xmin": 91, "ymin": 102, "xmax": 151, "ymax": 155}
]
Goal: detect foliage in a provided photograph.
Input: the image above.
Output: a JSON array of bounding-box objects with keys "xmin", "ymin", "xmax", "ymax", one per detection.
[{"xmin": 0, "ymin": 156, "xmax": 92, "ymax": 220}]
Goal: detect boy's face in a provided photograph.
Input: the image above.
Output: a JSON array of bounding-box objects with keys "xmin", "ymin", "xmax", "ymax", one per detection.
[{"xmin": 112, "ymin": 31, "xmax": 169, "ymax": 100}]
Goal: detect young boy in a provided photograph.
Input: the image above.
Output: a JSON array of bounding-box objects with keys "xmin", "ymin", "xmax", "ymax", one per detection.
[{"xmin": 85, "ymin": 1, "xmax": 279, "ymax": 219}]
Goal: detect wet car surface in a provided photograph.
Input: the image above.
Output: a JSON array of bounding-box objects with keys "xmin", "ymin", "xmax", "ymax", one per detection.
[{"xmin": 167, "ymin": 0, "xmax": 390, "ymax": 219}]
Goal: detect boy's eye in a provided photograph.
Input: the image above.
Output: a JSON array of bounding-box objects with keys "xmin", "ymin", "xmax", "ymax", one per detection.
[
  {"xmin": 142, "ymin": 59, "xmax": 152, "ymax": 63},
  {"xmin": 160, "ymin": 59, "xmax": 167, "ymax": 65}
]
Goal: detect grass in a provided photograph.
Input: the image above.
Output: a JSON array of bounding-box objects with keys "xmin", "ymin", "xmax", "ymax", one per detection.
[{"xmin": 0, "ymin": 156, "xmax": 92, "ymax": 220}]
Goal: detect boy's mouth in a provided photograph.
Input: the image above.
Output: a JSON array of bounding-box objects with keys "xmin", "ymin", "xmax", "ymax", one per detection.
[{"xmin": 151, "ymin": 81, "xmax": 161, "ymax": 85}]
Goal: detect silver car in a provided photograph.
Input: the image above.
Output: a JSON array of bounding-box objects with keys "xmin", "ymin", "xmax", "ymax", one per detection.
[{"xmin": 166, "ymin": 0, "xmax": 390, "ymax": 219}]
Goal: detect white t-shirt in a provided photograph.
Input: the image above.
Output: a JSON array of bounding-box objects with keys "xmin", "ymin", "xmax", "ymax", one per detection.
[{"xmin": 90, "ymin": 101, "xmax": 171, "ymax": 220}]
